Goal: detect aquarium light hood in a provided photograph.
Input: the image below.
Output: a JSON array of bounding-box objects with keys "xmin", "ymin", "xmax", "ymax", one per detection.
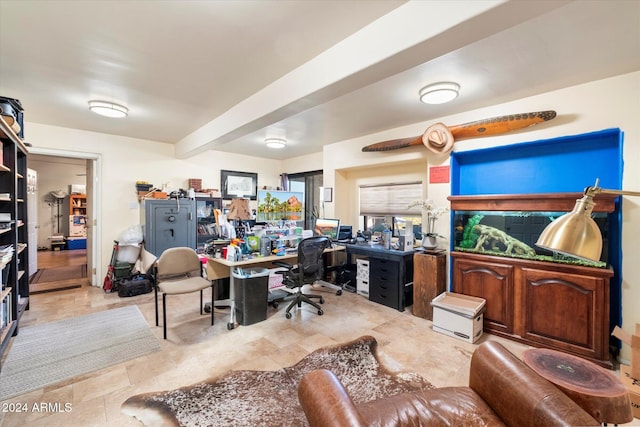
[{"xmin": 535, "ymin": 179, "xmax": 640, "ymax": 262}]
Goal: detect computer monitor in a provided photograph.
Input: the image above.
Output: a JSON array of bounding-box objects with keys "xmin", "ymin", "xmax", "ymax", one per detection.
[
  {"xmin": 338, "ymin": 225, "xmax": 352, "ymax": 241},
  {"xmin": 314, "ymin": 218, "xmax": 340, "ymax": 240}
]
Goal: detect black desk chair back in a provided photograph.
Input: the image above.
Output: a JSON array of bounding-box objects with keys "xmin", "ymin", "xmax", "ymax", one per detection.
[{"xmin": 273, "ymin": 236, "xmax": 331, "ymax": 318}]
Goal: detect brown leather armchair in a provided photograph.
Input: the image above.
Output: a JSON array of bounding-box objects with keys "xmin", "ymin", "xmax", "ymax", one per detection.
[{"xmin": 298, "ymin": 341, "xmax": 600, "ymax": 427}]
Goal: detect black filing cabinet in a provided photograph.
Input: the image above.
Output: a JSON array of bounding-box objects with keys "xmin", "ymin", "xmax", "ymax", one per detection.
[
  {"xmin": 345, "ymin": 244, "xmax": 414, "ymax": 311},
  {"xmin": 369, "ymin": 258, "xmax": 400, "ymax": 307}
]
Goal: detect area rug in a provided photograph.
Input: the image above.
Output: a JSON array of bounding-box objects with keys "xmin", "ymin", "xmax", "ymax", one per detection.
[
  {"xmin": 0, "ymin": 305, "xmax": 161, "ymax": 400},
  {"xmin": 29, "ymin": 264, "xmax": 87, "ymax": 284},
  {"xmin": 121, "ymin": 335, "xmax": 434, "ymax": 426}
]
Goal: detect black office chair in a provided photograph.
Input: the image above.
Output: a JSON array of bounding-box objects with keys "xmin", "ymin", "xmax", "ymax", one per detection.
[{"xmin": 272, "ymin": 236, "xmax": 331, "ymax": 319}]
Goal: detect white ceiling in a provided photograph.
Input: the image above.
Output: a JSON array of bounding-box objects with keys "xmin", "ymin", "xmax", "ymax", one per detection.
[{"xmin": 1, "ymin": 0, "xmax": 639, "ymax": 161}]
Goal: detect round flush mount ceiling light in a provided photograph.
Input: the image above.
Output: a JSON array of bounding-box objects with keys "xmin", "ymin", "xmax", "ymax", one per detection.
[
  {"xmin": 419, "ymin": 82, "xmax": 460, "ymax": 104},
  {"xmin": 88, "ymin": 100, "xmax": 128, "ymax": 118},
  {"xmin": 265, "ymin": 138, "xmax": 286, "ymax": 149}
]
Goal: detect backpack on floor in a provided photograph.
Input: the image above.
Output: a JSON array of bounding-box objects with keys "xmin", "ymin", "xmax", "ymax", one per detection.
[{"xmin": 116, "ymin": 273, "xmax": 153, "ymax": 297}]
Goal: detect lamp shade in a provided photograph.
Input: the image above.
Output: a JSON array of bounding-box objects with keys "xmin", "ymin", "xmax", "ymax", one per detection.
[
  {"xmin": 227, "ymin": 198, "xmax": 252, "ymax": 220},
  {"xmin": 535, "ymin": 195, "xmax": 602, "ymax": 262}
]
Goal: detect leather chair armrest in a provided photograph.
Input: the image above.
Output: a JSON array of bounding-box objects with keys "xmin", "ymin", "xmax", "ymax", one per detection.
[
  {"xmin": 469, "ymin": 342, "xmax": 600, "ymax": 427},
  {"xmin": 298, "ymin": 369, "xmax": 367, "ymax": 427}
]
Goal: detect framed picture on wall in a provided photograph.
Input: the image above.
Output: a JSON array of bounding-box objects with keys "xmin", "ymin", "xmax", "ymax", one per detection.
[
  {"xmin": 221, "ymin": 170, "xmax": 258, "ymax": 200},
  {"xmin": 257, "ymin": 190, "xmax": 304, "ymax": 222}
]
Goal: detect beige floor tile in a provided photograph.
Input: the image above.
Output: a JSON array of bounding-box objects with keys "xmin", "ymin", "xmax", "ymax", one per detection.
[{"xmin": 3, "ymin": 258, "xmax": 639, "ymax": 426}]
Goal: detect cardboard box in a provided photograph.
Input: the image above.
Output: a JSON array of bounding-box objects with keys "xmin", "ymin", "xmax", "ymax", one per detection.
[
  {"xmin": 69, "ymin": 215, "xmax": 86, "ymax": 237},
  {"xmin": 398, "ymin": 235, "xmax": 414, "ymax": 251},
  {"xmin": 612, "ymin": 323, "xmax": 640, "ymax": 380},
  {"xmin": 268, "ymin": 267, "xmax": 286, "ymax": 290},
  {"xmin": 620, "ymin": 364, "xmax": 640, "ymax": 419},
  {"xmin": 137, "ymin": 191, "xmax": 168, "ymax": 200},
  {"xmin": 431, "ymin": 292, "xmax": 486, "ymax": 343}
]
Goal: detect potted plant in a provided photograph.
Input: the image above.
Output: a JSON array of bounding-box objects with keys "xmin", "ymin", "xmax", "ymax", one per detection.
[{"xmin": 407, "ymin": 199, "xmax": 450, "ymax": 249}]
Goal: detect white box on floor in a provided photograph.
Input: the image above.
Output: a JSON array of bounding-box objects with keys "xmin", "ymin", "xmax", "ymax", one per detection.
[{"xmin": 431, "ymin": 292, "xmax": 486, "ymax": 343}]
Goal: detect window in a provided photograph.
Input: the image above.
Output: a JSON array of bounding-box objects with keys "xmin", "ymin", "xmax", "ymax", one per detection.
[
  {"xmin": 360, "ymin": 182, "xmax": 423, "ymax": 236},
  {"xmin": 359, "ymin": 182, "xmax": 422, "ymax": 215}
]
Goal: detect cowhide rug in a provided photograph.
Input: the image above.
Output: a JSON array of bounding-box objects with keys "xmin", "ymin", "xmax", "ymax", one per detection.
[{"xmin": 121, "ymin": 335, "xmax": 434, "ymax": 426}]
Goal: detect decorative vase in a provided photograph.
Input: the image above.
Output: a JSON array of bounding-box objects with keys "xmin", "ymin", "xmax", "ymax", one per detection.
[{"xmin": 422, "ymin": 234, "xmax": 438, "ymax": 249}]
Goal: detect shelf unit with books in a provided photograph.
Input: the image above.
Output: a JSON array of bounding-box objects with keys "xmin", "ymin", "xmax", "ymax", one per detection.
[
  {"xmin": 196, "ymin": 197, "xmax": 222, "ymax": 252},
  {"xmin": 69, "ymin": 194, "xmax": 86, "ymax": 216},
  {"xmin": 0, "ymin": 115, "xmax": 29, "ymax": 372}
]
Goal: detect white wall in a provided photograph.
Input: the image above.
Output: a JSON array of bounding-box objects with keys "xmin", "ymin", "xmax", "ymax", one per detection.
[
  {"xmin": 24, "ymin": 125, "xmax": 283, "ymax": 285},
  {"xmin": 323, "ymin": 71, "xmax": 640, "ymax": 363}
]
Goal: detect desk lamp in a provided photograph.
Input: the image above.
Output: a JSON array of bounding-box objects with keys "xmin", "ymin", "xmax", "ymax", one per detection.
[
  {"xmin": 227, "ymin": 198, "xmax": 252, "ymax": 238},
  {"xmin": 536, "ymin": 179, "xmax": 640, "ymax": 262}
]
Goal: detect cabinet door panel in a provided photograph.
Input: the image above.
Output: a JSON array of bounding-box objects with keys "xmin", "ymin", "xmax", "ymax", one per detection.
[
  {"xmin": 521, "ymin": 268, "xmax": 607, "ymax": 360},
  {"xmin": 453, "ymin": 259, "xmax": 514, "ymax": 334}
]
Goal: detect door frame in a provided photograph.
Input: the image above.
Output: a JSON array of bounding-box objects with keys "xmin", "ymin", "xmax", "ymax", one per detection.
[{"xmin": 28, "ymin": 147, "xmax": 102, "ymax": 286}]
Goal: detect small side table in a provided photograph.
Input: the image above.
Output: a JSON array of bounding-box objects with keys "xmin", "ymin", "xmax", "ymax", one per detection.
[
  {"xmin": 413, "ymin": 250, "xmax": 446, "ymax": 320},
  {"xmin": 523, "ymin": 348, "xmax": 633, "ymax": 425}
]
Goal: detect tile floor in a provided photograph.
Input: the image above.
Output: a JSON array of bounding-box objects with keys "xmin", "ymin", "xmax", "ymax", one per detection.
[{"xmin": 1, "ymin": 252, "xmax": 638, "ymax": 426}]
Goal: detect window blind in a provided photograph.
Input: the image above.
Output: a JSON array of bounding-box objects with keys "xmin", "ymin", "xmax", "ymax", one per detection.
[{"xmin": 359, "ymin": 182, "xmax": 422, "ymax": 215}]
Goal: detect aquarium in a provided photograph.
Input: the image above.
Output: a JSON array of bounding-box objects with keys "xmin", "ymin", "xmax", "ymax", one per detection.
[
  {"xmin": 452, "ymin": 209, "xmax": 609, "ymax": 268},
  {"xmin": 447, "ymin": 192, "xmax": 620, "ymax": 268}
]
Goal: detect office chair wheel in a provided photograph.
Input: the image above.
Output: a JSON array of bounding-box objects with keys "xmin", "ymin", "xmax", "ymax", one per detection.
[
  {"xmin": 227, "ymin": 322, "xmax": 234, "ymax": 330},
  {"xmin": 286, "ymin": 312, "xmax": 292, "ymax": 319},
  {"xmin": 272, "ymin": 301, "xmax": 279, "ymax": 309},
  {"xmin": 336, "ymin": 289, "xmax": 342, "ymax": 296},
  {"xmin": 319, "ymin": 297, "xmax": 325, "ymax": 304},
  {"xmin": 204, "ymin": 303, "xmax": 212, "ymax": 313},
  {"xmin": 317, "ymin": 309, "xmax": 324, "ymax": 315}
]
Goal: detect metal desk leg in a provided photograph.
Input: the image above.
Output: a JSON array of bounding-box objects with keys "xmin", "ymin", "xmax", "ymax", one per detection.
[
  {"xmin": 225, "ymin": 275, "xmax": 236, "ymax": 330},
  {"xmin": 204, "ymin": 278, "xmax": 236, "ymax": 330}
]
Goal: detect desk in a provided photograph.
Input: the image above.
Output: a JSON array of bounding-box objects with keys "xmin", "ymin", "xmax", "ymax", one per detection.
[
  {"xmin": 345, "ymin": 243, "xmax": 415, "ymax": 312},
  {"xmin": 206, "ymin": 245, "xmax": 345, "ymax": 328}
]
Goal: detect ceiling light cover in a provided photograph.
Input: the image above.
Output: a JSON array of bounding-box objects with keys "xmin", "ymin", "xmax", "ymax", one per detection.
[
  {"xmin": 265, "ymin": 138, "xmax": 286, "ymax": 149},
  {"xmin": 88, "ymin": 100, "xmax": 128, "ymax": 118},
  {"xmin": 419, "ymin": 82, "xmax": 460, "ymax": 104}
]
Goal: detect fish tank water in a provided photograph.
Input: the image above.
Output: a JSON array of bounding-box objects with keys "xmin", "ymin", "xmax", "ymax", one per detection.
[{"xmin": 452, "ymin": 210, "xmax": 609, "ymax": 268}]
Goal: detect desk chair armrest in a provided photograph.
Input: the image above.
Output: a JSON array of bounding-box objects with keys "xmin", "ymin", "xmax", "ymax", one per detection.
[{"xmin": 272, "ymin": 261, "xmax": 294, "ymax": 271}]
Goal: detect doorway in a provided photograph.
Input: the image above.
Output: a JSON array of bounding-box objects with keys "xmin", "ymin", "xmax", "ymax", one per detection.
[
  {"xmin": 287, "ymin": 170, "xmax": 323, "ymax": 229},
  {"xmin": 27, "ymin": 150, "xmax": 101, "ymax": 293}
]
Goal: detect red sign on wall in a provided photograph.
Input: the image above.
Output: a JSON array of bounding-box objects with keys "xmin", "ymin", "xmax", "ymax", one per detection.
[{"xmin": 429, "ymin": 165, "xmax": 450, "ymax": 183}]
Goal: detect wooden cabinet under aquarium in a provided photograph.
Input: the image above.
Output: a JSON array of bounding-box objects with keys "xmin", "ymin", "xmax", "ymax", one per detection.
[{"xmin": 448, "ymin": 193, "xmax": 617, "ymax": 368}]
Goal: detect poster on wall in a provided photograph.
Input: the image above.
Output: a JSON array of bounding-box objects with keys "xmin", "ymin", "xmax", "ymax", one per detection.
[
  {"xmin": 221, "ymin": 170, "xmax": 258, "ymax": 200},
  {"xmin": 257, "ymin": 190, "xmax": 304, "ymax": 222},
  {"xmin": 429, "ymin": 165, "xmax": 450, "ymax": 183}
]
